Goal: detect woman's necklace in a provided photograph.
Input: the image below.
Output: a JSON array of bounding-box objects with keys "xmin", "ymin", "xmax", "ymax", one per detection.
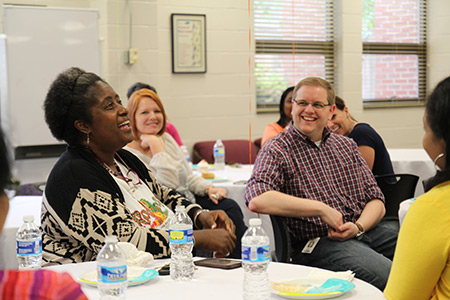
[
  {"xmin": 84, "ymin": 147, "xmax": 142, "ymax": 190},
  {"xmin": 348, "ymin": 121, "xmax": 358, "ymax": 134},
  {"xmin": 94, "ymin": 153, "xmax": 134, "ymax": 185}
]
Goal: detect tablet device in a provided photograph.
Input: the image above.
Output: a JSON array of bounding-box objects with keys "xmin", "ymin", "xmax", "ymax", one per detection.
[{"xmin": 194, "ymin": 258, "xmax": 242, "ymax": 269}]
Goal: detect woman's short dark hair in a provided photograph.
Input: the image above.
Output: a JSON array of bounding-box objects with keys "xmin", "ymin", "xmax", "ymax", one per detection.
[
  {"xmin": 44, "ymin": 67, "xmax": 105, "ymax": 146},
  {"xmin": 277, "ymin": 86, "xmax": 294, "ymax": 127},
  {"xmin": 0, "ymin": 128, "xmax": 11, "ymax": 190},
  {"xmin": 127, "ymin": 82, "xmax": 157, "ymax": 99},
  {"xmin": 424, "ymin": 76, "xmax": 450, "ymax": 191}
]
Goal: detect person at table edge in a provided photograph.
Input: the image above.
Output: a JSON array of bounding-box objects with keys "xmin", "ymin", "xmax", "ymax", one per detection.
[
  {"xmin": 40, "ymin": 67, "xmax": 236, "ymax": 266},
  {"xmin": 0, "ymin": 130, "xmax": 88, "ymax": 299},
  {"xmin": 244, "ymin": 77, "xmax": 398, "ymax": 290}
]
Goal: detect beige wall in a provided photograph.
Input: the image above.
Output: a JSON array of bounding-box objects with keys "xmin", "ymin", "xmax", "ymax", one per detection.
[
  {"xmin": 2, "ymin": 0, "xmax": 450, "ymax": 183},
  {"xmin": 100, "ymin": 0, "xmax": 265, "ymax": 151}
]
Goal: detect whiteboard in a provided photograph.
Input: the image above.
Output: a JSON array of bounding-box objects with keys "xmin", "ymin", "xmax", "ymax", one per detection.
[{"xmin": 0, "ymin": 6, "xmax": 100, "ymax": 151}]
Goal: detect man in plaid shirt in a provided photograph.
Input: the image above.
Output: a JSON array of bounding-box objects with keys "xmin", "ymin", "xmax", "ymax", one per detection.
[{"xmin": 245, "ymin": 77, "xmax": 397, "ymax": 290}]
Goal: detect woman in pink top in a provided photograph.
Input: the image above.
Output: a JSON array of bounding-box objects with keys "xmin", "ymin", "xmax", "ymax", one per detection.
[{"xmin": 261, "ymin": 86, "xmax": 294, "ymax": 146}]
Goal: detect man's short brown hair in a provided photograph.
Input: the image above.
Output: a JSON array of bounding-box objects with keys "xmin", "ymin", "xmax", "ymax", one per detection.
[{"xmin": 293, "ymin": 77, "xmax": 336, "ymax": 105}]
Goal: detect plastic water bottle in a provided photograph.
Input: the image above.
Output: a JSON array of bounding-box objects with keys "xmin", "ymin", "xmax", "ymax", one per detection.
[
  {"xmin": 242, "ymin": 218, "xmax": 270, "ymax": 300},
  {"xmin": 97, "ymin": 236, "xmax": 128, "ymax": 299},
  {"xmin": 213, "ymin": 139, "xmax": 225, "ymax": 171},
  {"xmin": 180, "ymin": 145, "xmax": 191, "ymax": 165},
  {"xmin": 16, "ymin": 215, "xmax": 42, "ymax": 269},
  {"xmin": 169, "ymin": 205, "xmax": 194, "ymax": 281}
]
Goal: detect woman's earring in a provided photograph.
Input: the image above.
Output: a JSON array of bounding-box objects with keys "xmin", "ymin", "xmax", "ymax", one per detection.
[
  {"xmin": 434, "ymin": 153, "xmax": 445, "ymax": 171},
  {"xmin": 86, "ymin": 132, "xmax": 90, "ymax": 145}
]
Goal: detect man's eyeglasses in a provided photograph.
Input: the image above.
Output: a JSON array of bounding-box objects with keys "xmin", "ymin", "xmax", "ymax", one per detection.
[{"xmin": 292, "ymin": 99, "xmax": 330, "ymax": 110}]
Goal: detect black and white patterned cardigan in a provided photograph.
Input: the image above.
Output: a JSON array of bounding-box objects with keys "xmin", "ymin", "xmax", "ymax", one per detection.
[{"xmin": 41, "ymin": 146, "xmax": 201, "ymax": 266}]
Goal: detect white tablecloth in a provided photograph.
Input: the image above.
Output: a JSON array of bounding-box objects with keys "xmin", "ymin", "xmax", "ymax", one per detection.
[
  {"xmin": 45, "ymin": 259, "xmax": 386, "ymax": 299},
  {"xmin": 387, "ymin": 148, "xmax": 434, "ymax": 198},
  {"xmin": 398, "ymin": 198, "xmax": 415, "ymax": 226},
  {"xmin": 0, "ymin": 196, "xmax": 42, "ymax": 269}
]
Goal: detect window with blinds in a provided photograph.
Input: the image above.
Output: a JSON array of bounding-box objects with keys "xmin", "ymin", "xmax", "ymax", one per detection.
[
  {"xmin": 254, "ymin": 0, "xmax": 334, "ymax": 112},
  {"xmin": 362, "ymin": 0, "xmax": 427, "ymax": 107}
]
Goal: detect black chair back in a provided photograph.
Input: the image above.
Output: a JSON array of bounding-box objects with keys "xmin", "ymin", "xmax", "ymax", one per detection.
[
  {"xmin": 375, "ymin": 174, "xmax": 419, "ymax": 220},
  {"xmin": 269, "ymin": 214, "xmax": 291, "ymax": 263}
]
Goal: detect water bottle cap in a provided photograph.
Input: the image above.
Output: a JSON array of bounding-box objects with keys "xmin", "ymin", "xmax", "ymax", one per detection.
[
  {"xmin": 23, "ymin": 215, "xmax": 34, "ymax": 222},
  {"xmin": 175, "ymin": 205, "xmax": 186, "ymax": 212},
  {"xmin": 249, "ymin": 218, "xmax": 262, "ymax": 226},
  {"xmin": 104, "ymin": 235, "xmax": 118, "ymax": 243}
]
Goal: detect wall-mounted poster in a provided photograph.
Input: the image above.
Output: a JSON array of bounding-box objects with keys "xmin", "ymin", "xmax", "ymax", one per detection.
[{"xmin": 171, "ymin": 14, "xmax": 206, "ymax": 73}]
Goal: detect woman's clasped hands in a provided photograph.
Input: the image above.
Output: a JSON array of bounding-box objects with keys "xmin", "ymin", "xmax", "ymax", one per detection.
[{"xmin": 193, "ymin": 209, "xmax": 236, "ymax": 258}]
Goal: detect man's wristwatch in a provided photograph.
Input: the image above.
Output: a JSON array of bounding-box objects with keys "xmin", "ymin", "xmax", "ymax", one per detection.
[{"xmin": 355, "ymin": 222, "xmax": 365, "ymax": 239}]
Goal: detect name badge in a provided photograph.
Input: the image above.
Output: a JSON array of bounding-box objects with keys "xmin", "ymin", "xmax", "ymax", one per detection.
[{"xmin": 301, "ymin": 237, "xmax": 320, "ymax": 254}]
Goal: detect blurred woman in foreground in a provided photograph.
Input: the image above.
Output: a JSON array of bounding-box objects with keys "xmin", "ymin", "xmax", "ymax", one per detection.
[
  {"xmin": 0, "ymin": 129, "xmax": 87, "ymax": 299},
  {"xmin": 384, "ymin": 76, "xmax": 450, "ymax": 299}
]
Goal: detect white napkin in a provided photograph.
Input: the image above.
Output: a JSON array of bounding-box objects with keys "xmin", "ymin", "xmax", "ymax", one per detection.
[
  {"xmin": 118, "ymin": 242, "xmax": 154, "ymax": 267},
  {"xmin": 308, "ymin": 269, "xmax": 355, "ymax": 282}
]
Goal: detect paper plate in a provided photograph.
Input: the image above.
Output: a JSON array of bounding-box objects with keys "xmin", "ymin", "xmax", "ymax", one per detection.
[
  {"xmin": 204, "ymin": 176, "xmax": 228, "ymax": 182},
  {"xmin": 79, "ymin": 267, "xmax": 158, "ymax": 287},
  {"xmin": 271, "ymin": 278, "xmax": 355, "ymax": 299}
]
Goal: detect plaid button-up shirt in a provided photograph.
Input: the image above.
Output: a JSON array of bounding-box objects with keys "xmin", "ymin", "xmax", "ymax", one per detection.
[{"xmin": 245, "ymin": 124, "xmax": 384, "ymax": 241}]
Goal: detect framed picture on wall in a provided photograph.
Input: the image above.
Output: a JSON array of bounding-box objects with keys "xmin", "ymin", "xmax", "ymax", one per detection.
[{"xmin": 171, "ymin": 13, "xmax": 207, "ymax": 73}]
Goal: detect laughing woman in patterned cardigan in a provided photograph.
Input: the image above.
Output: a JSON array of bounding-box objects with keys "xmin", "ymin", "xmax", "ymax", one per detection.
[{"xmin": 41, "ymin": 67, "xmax": 236, "ymax": 266}]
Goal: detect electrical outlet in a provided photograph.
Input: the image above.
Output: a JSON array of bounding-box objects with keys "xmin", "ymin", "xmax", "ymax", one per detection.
[{"xmin": 125, "ymin": 48, "xmax": 139, "ymax": 64}]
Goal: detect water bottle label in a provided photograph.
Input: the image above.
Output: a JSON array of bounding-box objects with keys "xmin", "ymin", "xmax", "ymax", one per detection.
[
  {"xmin": 213, "ymin": 149, "xmax": 225, "ymax": 156},
  {"xmin": 17, "ymin": 240, "xmax": 42, "ymax": 256},
  {"xmin": 169, "ymin": 228, "xmax": 193, "ymax": 244},
  {"xmin": 242, "ymin": 245, "xmax": 270, "ymax": 262},
  {"xmin": 99, "ymin": 265, "xmax": 127, "ymax": 283}
]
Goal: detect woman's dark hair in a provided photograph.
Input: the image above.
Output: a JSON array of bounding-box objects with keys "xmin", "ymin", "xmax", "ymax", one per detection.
[
  {"xmin": 424, "ymin": 76, "xmax": 450, "ymax": 191},
  {"xmin": 44, "ymin": 67, "xmax": 106, "ymax": 146},
  {"xmin": 335, "ymin": 96, "xmax": 346, "ymax": 110},
  {"xmin": 0, "ymin": 128, "xmax": 11, "ymax": 190},
  {"xmin": 277, "ymin": 86, "xmax": 294, "ymax": 127},
  {"xmin": 127, "ymin": 82, "xmax": 157, "ymax": 99}
]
